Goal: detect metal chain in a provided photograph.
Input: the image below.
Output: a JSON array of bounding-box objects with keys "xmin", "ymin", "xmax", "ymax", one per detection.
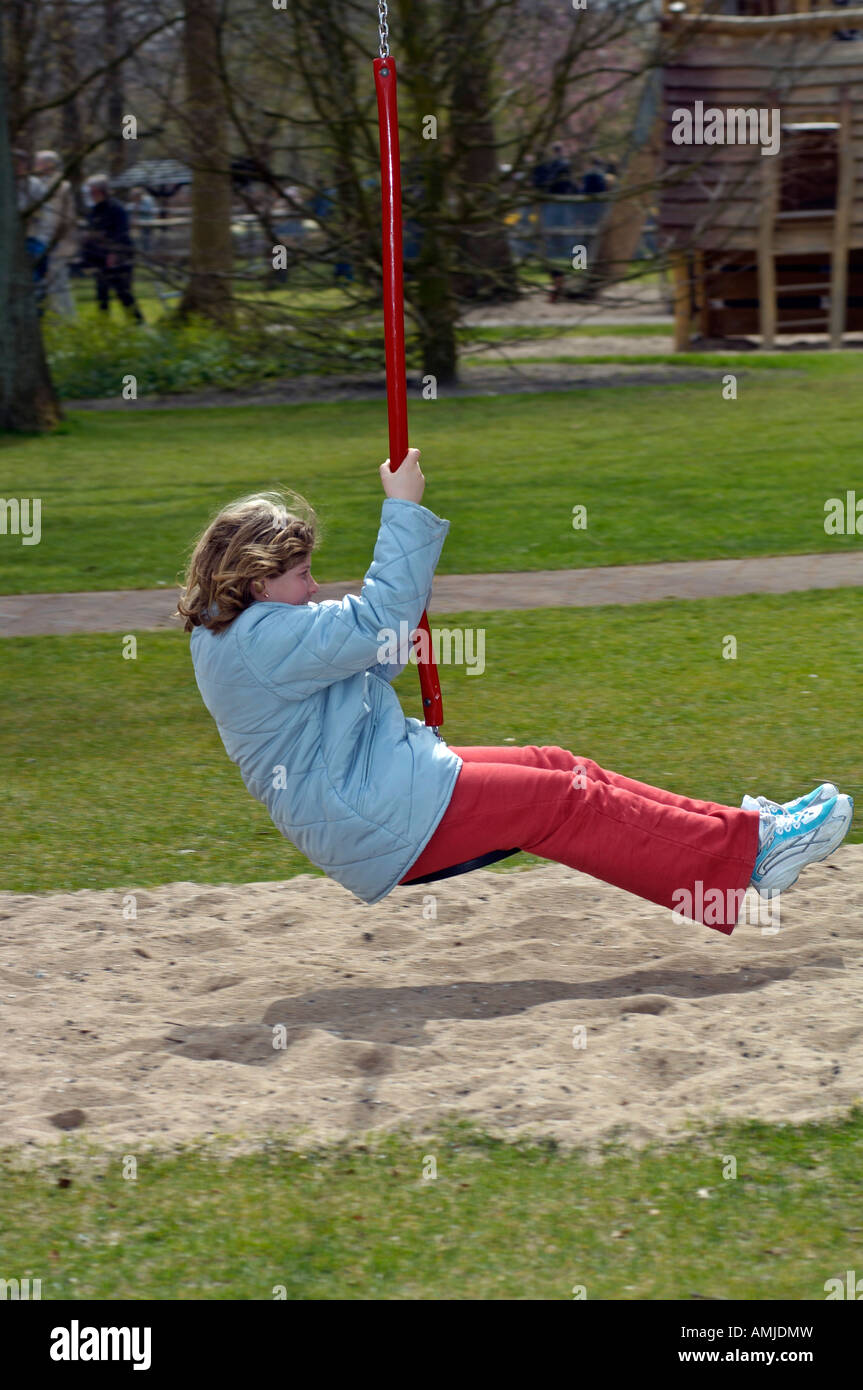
[{"xmin": 377, "ymin": 0, "xmax": 389, "ymax": 59}]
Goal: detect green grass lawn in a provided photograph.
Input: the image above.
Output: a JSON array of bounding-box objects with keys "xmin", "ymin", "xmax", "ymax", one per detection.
[
  {"xmin": 59, "ymin": 262, "xmax": 665, "ymax": 330},
  {"xmin": 55, "ymin": 264, "xmax": 357, "ymax": 323},
  {"xmin": 2, "ymin": 1111, "xmax": 861, "ymax": 1299},
  {"xmin": 59, "ymin": 283, "xmax": 675, "ymax": 347},
  {"xmin": 2, "ymin": 586, "xmax": 860, "ymax": 894},
  {"xmin": 1, "ymin": 362, "xmax": 862, "ymax": 593},
  {"xmin": 61, "ymin": 269, "xmax": 600, "ymax": 330},
  {"xmin": 39, "ymin": 279, "xmax": 680, "ymax": 405}
]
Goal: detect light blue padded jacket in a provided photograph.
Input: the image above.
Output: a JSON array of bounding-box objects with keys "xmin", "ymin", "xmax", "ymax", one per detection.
[{"xmin": 189, "ymin": 498, "xmax": 464, "ymax": 905}]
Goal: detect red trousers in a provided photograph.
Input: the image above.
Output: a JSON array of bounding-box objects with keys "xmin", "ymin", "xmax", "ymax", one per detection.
[{"xmin": 399, "ymin": 745, "xmax": 761, "ymax": 934}]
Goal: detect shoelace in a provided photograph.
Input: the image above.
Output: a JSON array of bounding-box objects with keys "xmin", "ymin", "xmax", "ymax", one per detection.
[
  {"xmin": 774, "ymin": 806, "xmax": 821, "ymax": 834},
  {"xmin": 757, "ymin": 810, "xmax": 776, "ymax": 855}
]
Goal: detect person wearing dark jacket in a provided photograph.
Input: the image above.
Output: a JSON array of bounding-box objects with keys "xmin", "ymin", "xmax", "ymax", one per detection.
[
  {"xmin": 83, "ymin": 174, "xmax": 144, "ymax": 322},
  {"xmin": 581, "ymin": 159, "xmax": 608, "ymax": 195}
]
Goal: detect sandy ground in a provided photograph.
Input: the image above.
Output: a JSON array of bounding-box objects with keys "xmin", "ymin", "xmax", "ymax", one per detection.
[
  {"xmin": 467, "ymin": 332, "xmax": 674, "ymax": 357},
  {"xmin": 2, "ymin": 848, "xmax": 861, "ymax": 1159},
  {"xmin": 459, "ymin": 281, "xmax": 674, "ymax": 327}
]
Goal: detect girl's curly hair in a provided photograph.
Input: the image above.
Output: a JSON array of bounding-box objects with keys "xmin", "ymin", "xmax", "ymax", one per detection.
[{"xmin": 174, "ymin": 488, "xmax": 321, "ymax": 635}]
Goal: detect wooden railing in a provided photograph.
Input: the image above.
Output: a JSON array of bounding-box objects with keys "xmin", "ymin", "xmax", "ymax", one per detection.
[
  {"xmin": 662, "ymin": 0, "xmax": 855, "ymax": 15},
  {"xmin": 661, "ymin": 0, "xmax": 863, "ymax": 31}
]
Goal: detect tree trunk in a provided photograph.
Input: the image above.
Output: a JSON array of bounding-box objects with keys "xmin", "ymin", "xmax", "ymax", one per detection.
[
  {"xmin": 449, "ymin": 0, "xmax": 518, "ymax": 303},
  {"xmin": 103, "ymin": 0, "xmax": 125, "ymax": 179},
  {"xmin": 55, "ymin": 0, "xmax": 86, "ymax": 217},
  {"xmin": 398, "ymin": 0, "xmax": 459, "ymax": 386},
  {"xmin": 0, "ymin": 16, "xmax": 61, "ymax": 433},
  {"xmin": 3, "ymin": 0, "xmax": 33, "ymax": 136},
  {"xmin": 412, "ymin": 147, "xmax": 459, "ymax": 386},
  {"xmin": 177, "ymin": 0, "xmax": 234, "ymax": 326}
]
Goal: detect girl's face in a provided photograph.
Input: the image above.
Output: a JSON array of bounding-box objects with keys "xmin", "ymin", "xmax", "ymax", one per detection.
[{"xmin": 256, "ymin": 556, "xmax": 320, "ymax": 606}]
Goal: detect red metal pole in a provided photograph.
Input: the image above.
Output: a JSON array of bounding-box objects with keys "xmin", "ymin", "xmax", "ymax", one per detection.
[{"xmin": 373, "ymin": 55, "xmax": 444, "ymax": 730}]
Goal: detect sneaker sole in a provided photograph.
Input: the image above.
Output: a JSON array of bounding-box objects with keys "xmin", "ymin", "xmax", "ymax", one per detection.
[{"xmin": 753, "ymin": 798, "xmax": 853, "ymax": 897}]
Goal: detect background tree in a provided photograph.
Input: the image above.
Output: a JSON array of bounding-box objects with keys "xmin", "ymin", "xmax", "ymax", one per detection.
[
  {"xmin": 266, "ymin": 0, "xmax": 652, "ymax": 385},
  {"xmin": 1, "ymin": 0, "xmax": 686, "ymax": 431},
  {"xmin": 177, "ymin": 0, "xmax": 234, "ymax": 326},
  {"xmin": 0, "ymin": 0, "xmax": 184, "ymax": 433},
  {"xmin": 102, "ymin": 0, "xmax": 126, "ymax": 178},
  {"xmin": 0, "ymin": 13, "xmax": 61, "ymax": 431},
  {"xmin": 449, "ymin": 0, "xmax": 519, "ymax": 303}
]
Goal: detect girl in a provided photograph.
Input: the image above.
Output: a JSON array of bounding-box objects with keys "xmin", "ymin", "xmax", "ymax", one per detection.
[{"xmin": 176, "ymin": 449, "xmax": 853, "ymax": 936}]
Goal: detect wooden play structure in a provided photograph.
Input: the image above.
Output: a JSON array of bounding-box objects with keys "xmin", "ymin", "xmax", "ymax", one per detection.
[{"xmin": 657, "ymin": 0, "xmax": 863, "ymax": 348}]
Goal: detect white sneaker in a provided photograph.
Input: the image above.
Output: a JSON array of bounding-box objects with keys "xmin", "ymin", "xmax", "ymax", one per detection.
[{"xmin": 750, "ymin": 794, "xmax": 854, "ymax": 898}]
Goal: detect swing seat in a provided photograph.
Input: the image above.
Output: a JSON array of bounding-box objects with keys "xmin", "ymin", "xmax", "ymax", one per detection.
[{"xmin": 402, "ymin": 848, "xmax": 521, "ymax": 885}]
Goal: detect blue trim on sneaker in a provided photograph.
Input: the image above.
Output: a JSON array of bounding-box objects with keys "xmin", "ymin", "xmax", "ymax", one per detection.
[{"xmin": 742, "ymin": 783, "xmax": 839, "ymax": 815}]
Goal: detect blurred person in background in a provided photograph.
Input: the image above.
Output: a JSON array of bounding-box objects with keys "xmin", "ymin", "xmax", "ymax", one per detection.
[
  {"xmin": 581, "ymin": 158, "xmax": 608, "ymax": 195},
  {"xmin": 83, "ymin": 173, "xmax": 144, "ymax": 323},
  {"xmin": 33, "ymin": 150, "xmax": 78, "ymax": 318},
  {"xmin": 13, "ymin": 148, "xmax": 50, "ymax": 313},
  {"xmin": 125, "ymin": 185, "xmax": 158, "ymax": 254}
]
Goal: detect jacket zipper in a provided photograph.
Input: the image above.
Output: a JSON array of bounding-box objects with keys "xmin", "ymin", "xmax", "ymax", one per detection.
[
  {"xmin": 357, "ymin": 678, "xmax": 378, "ymax": 793},
  {"xmin": 358, "ymin": 729, "xmax": 374, "ymax": 793}
]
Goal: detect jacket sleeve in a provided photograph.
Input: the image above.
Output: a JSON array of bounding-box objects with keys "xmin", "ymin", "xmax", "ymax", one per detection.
[
  {"xmin": 238, "ymin": 498, "xmax": 449, "ymax": 697},
  {"xmin": 368, "ymin": 574, "xmax": 434, "ymax": 684}
]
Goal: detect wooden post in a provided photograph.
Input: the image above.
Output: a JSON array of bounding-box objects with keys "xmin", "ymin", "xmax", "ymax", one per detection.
[
  {"xmin": 672, "ymin": 251, "xmax": 691, "ymax": 351},
  {"xmin": 758, "ymin": 143, "xmax": 779, "ymax": 350},
  {"xmin": 830, "ymin": 88, "xmax": 853, "ymax": 350},
  {"xmin": 695, "ymin": 250, "xmax": 710, "ymax": 338}
]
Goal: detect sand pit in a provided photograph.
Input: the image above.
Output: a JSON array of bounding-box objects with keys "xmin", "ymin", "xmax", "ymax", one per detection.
[{"xmin": 2, "ymin": 850, "xmax": 862, "ymax": 1158}]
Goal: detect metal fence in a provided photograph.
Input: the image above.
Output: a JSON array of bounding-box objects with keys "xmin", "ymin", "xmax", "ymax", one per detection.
[
  {"xmin": 69, "ymin": 195, "xmax": 658, "ymax": 289},
  {"xmin": 508, "ymin": 196, "xmax": 608, "ymax": 263}
]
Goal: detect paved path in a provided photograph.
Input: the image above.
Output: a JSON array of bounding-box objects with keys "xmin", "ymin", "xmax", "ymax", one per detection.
[
  {"xmin": 2, "ymin": 551, "xmax": 861, "ymax": 637},
  {"xmin": 65, "ymin": 360, "xmax": 736, "ymax": 413}
]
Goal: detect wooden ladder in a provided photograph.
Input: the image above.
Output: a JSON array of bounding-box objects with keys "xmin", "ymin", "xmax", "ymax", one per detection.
[{"xmin": 758, "ymin": 87, "xmax": 854, "ymax": 349}]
